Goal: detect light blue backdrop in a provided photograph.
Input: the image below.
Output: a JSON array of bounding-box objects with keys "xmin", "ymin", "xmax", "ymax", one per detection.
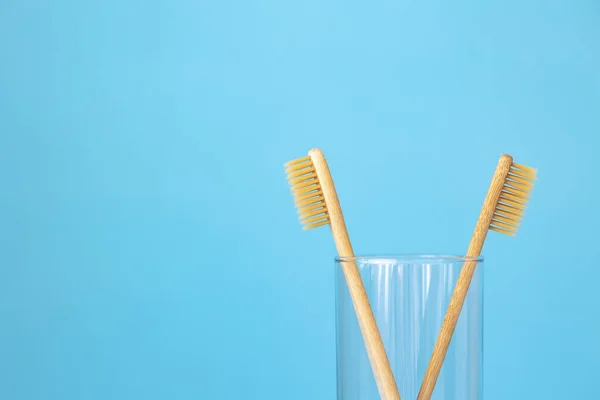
[{"xmin": 1, "ymin": 0, "xmax": 598, "ymax": 399}]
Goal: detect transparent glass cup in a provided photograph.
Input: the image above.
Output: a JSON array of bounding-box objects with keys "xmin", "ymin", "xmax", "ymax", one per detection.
[{"xmin": 335, "ymin": 255, "xmax": 483, "ymax": 400}]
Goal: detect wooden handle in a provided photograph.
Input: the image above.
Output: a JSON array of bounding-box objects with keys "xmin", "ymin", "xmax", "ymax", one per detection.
[
  {"xmin": 417, "ymin": 154, "xmax": 513, "ymax": 400},
  {"xmin": 310, "ymin": 149, "xmax": 401, "ymax": 400}
]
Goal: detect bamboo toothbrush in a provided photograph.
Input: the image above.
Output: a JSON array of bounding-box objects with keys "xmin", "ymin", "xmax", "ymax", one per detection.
[
  {"xmin": 417, "ymin": 154, "xmax": 537, "ymax": 400},
  {"xmin": 285, "ymin": 148, "xmax": 401, "ymax": 400}
]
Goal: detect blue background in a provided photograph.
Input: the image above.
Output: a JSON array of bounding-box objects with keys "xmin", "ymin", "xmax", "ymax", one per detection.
[{"xmin": 1, "ymin": 0, "xmax": 598, "ymax": 399}]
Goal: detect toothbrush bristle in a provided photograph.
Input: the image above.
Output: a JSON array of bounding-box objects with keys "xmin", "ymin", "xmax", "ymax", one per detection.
[
  {"xmin": 285, "ymin": 156, "xmax": 330, "ymax": 230},
  {"xmin": 490, "ymin": 162, "xmax": 537, "ymax": 236}
]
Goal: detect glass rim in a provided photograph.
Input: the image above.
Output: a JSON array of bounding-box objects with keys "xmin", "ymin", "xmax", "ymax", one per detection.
[{"xmin": 335, "ymin": 254, "xmax": 484, "ymax": 264}]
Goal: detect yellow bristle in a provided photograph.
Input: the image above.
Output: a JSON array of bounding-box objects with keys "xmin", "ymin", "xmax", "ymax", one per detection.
[
  {"xmin": 292, "ymin": 184, "xmax": 321, "ymax": 196},
  {"xmin": 287, "ymin": 166, "xmax": 316, "ymax": 179},
  {"xmin": 303, "ymin": 220, "xmax": 330, "ymax": 230},
  {"xmin": 491, "ymin": 214, "xmax": 521, "ymax": 227},
  {"xmin": 284, "ymin": 155, "xmax": 311, "ymax": 167},
  {"xmin": 299, "ymin": 208, "xmax": 327, "ymax": 220},
  {"xmin": 495, "ymin": 204, "xmax": 524, "ymax": 218},
  {"xmin": 494, "ymin": 208, "xmax": 523, "ymax": 221},
  {"xmin": 284, "ymin": 156, "xmax": 331, "ymax": 230},
  {"xmin": 502, "ymin": 186, "xmax": 530, "ymax": 199},
  {"xmin": 288, "ymin": 172, "xmax": 317, "ymax": 185},
  {"xmin": 297, "ymin": 203, "xmax": 324, "ymax": 214},
  {"xmin": 290, "ymin": 179, "xmax": 318, "ymax": 191},
  {"xmin": 511, "ymin": 162, "xmax": 537, "ymax": 176},
  {"xmin": 295, "ymin": 195, "xmax": 324, "ymax": 208},
  {"xmin": 492, "ymin": 161, "xmax": 536, "ymax": 236},
  {"xmin": 506, "ymin": 173, "xmax": 534, "ymax": 187},
  {"xmin": 499, "ymin": 191, "xmax": 527, "ymax": 204},
  {"xmin": 498, "ymin": 196, "xmax": 526, "ymax": 210},
  {"xmin": 503, "ymin": 179, "xmax": 531, "ymax": 192},
  {"xmin": 490, "ymin": 219, "xmax": 518, "ymax": 232},
  {"xmin": 301, "ymin": 214, "xmax": 329, "ymax": 225},
  {"xmin": 489, "ymin": 225, "xmax": 516, "ymax": 236},
  {"xmin": 294, "ymin": 191, "xmax": 322, "ymax": 203}
]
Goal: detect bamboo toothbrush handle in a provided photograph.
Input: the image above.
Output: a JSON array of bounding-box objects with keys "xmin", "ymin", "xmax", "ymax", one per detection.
[
  {"xmin": 310, "ymin": 149, "xmax": 401, "ymax": 400},
  {"xmin": 417, "ymin": 155, "xmax": 513, "ymax": 400}
]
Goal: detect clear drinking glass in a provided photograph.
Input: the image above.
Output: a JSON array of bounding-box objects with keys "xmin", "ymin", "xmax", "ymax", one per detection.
[{"xmin": 335, "ymin": 255, "xmax": 483, "ymax": 400}]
